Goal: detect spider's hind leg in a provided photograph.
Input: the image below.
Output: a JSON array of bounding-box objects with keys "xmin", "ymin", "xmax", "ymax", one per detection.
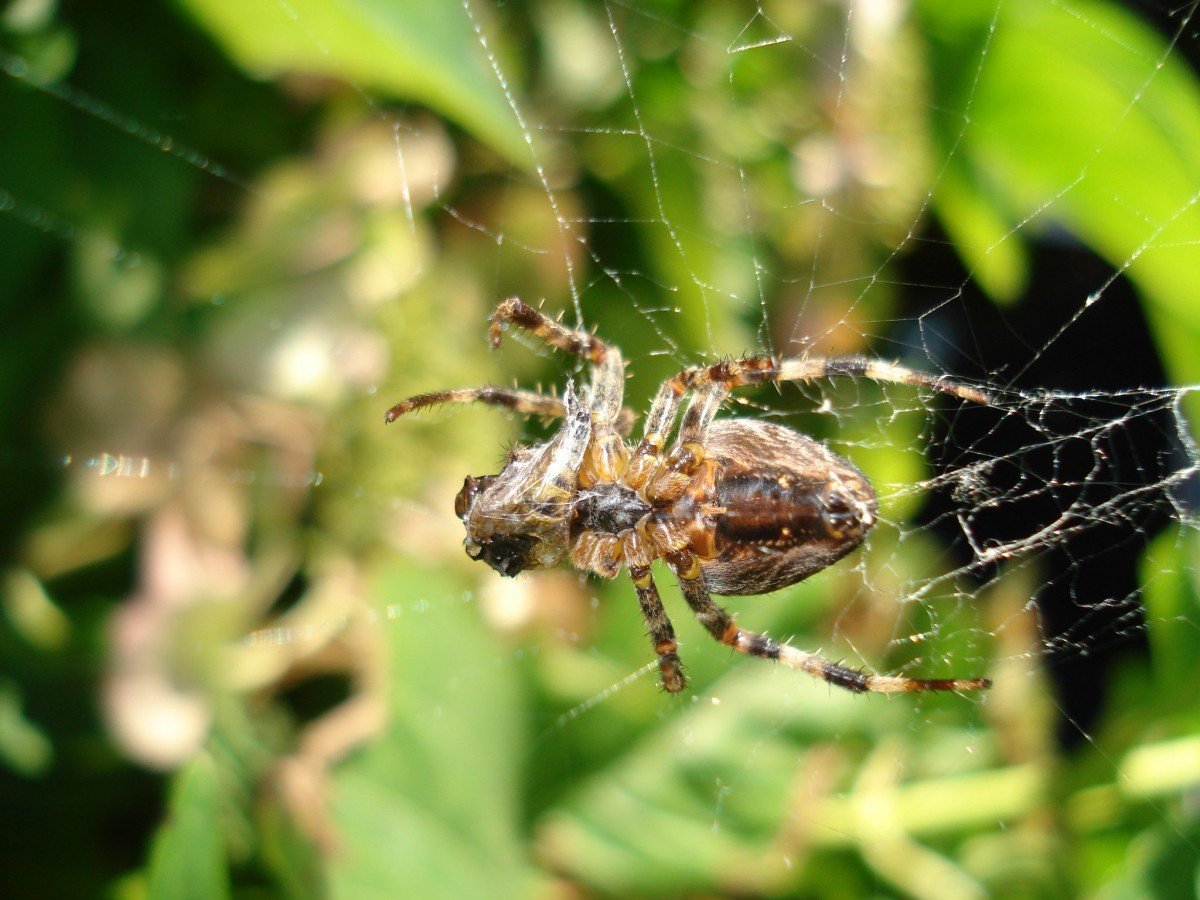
[{"xmin": 670, "ymin": 556, "xmax": 990, "ymax": 694}]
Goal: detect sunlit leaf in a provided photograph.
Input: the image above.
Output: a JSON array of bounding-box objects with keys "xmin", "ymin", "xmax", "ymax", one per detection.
[
  {"xmin": 935, "ymin": 156, "xmax": 1029, "ymax": 304},
  {"xmin": 537, "ymin": 663, "xmax": 997, "ymax": 894},
  {"xmin": 923, "ymin": 0, "xmax": 1200, "ymax": 384},
  {"xmin": 1139, "ymin": 530, "xmax": 1200, "ymax": 711},
  {"xmin": 175, "ymin": 0, "xmax": 528, "ymax": 164}
]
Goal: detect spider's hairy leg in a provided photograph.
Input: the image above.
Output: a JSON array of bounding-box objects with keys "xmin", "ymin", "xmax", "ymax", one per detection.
[
  {"xmin": 670, "ymin": 557, "xmax": 991, "ymax": 694},
  {"xmin": 489, "ymin": 297, "xmax": 610, "ymax": 363},
  {"xmin": 383, "ymin": 385, "xmax": 635, "ymax": 435},
  {"xmin": 384, "ymin": 386, "xmax": 565, "ymax": 424},
  {"xmin": 624, "ymin": 383, "xmax": 685, "ymax": 490},
  {"xmin": 570, "ymin": 531, "xmax": 623, "ymax": 578},
  {"xmin": 488, "ymin": 297, "xmax": 628, "ymax": 430},
  {"xmin": 626, "ymin": 382, "xmax": 708, "ymax": 497},
  {"xmin": 629, "ymin": 565, "xmax": 686, "ymax": 693},
  {"xmin": 665, "ymin": 355, "xmax": 994, "ymax": 441},
  {"xmin": 779, "ymin": 357, "xmax": 994, "ymax": 406}
]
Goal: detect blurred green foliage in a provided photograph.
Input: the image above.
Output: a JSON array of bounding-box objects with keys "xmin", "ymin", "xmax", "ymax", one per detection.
[
  {"xmin": 1, "ymin": 1, "xmax": 1199, "ymax": 898},
  {"xmin": 922, "ymin": 0, "xmax": 1200, "ymax": 389}
]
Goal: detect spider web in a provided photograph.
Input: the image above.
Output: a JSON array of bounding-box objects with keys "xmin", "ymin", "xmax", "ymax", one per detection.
[{"xmin": 3, "ymin": 0, "xmax": 1199, "ymax": 895}]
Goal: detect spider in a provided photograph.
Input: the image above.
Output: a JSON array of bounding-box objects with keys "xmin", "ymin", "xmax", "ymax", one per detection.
[{"xmin": 386, "ymin": 298, "xmax": 992, "ymax": 695}]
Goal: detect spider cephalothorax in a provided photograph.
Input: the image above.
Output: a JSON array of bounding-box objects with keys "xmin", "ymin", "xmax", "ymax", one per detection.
[
  {"xmin": 455, "ymin": 384, "xmax": 591, "ymax": 576},
  {"xmin": 388, "ymin": 298, "xmax": 992, "ymax": 696}
]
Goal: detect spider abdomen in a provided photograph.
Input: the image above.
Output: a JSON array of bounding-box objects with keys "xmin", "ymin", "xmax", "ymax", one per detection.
[
  {"xmin": 693, "ymin": 419, "xmax": 877, "ymax": 596},
  {"xmin": 715, "ymin": 474, "xmax": 841, "ymax": 548}
]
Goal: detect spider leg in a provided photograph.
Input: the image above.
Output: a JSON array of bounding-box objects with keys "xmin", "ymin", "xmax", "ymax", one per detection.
[
  {"xmin": 384, "ymin": 385, "xmax": 635, "ymax": 435},
  {"xmin": 384, "ymin": 386, "xmax": 564, "ymax": 423},
  {"xmin": 628, "ymin": 565, "xmax": 686, "ymax": 693},
  {"xmin": 662, "ymin": 355, "xmax": 993, "ymax": 442},
  {"xmin": 669, "ymin": 554, "xmax": 990, "ymax": 694},
  {"xmin": 489, "ymin": 297, "xmax": 626, "ymax": 429},
  {"xmin": 490, "ymin": 297, "xmax": 610, "ymax": 362},
  {"xmin": 619, "ymin": 385, "xmax": 675, "ymax": 489}
]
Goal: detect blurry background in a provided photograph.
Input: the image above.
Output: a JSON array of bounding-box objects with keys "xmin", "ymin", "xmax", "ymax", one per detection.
[{"xmin": 1, "ymin": 0, "xmax": 1199, "ymax": 897}]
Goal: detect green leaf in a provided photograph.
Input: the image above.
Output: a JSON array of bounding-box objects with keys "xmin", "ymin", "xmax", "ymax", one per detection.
[
  {"xmin": 259, "ymin": 798, "xmax": 325, "ymax": 900},
  {"xmin": 175, "ymin": 0, "xmax": 528, "ymax": 164},
  {"xmin": 1094, "ymin": 817, "xmax": 1200, "ymax": 897},
  {"xmin": 923, "ymin": 0, "xmax": 1200, "ymax": 382},
  {"xmin": 536, "ymin": 662, "xmax": 999, "ymax": 894},
  {"xmin": 146, "ymin": 753, "xmax": 232, "ymax": 900},
  {"xmin": 329, "ymin": 565, "xmax": 542, "ymax": 900},
  {"xmin": 935, "ymin": 155, "xmax": 1029, "ymax": 304},
  {"xmin": 1140, "ymin": 529, "xmax": 1200, "ymax": 706}
]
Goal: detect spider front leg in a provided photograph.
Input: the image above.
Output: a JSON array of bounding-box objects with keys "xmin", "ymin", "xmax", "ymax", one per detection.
[
  {"xmin": 384, "ymin": 386, "xmax": 565, "ymax": 424},
  {"xmin": 384, "ymin": 384, "xmax": 634, "ymax": 435},
  {"xmin": 488, "ymin": 298, "xmax": 626, "ymax": 428},
  {"xmin": 628, "ymin": 565, "xmax": 686, "ymax": 693},
  {"xmin": 670, "ymin": 555, "xmax": 991, "ymax": 694},
  {"xmin": 489, "ymin": 297, "xmax": 610, "ymax": 363}
]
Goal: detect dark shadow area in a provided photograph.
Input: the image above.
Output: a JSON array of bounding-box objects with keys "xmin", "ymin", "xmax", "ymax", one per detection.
[{"xmin": 901, "ymin": 229, "xmax": 1193, "ymax": 746}]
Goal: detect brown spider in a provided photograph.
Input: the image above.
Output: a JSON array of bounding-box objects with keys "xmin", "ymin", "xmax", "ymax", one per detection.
[{"xmin": 386, "ymin": 298, "xmax": 992, "ymax": 695}]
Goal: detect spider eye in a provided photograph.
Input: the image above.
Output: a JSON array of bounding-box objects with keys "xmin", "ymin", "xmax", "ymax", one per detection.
[{"xmin": 454, "ymin": 475, "xmax": 495, "ymax": 519}]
